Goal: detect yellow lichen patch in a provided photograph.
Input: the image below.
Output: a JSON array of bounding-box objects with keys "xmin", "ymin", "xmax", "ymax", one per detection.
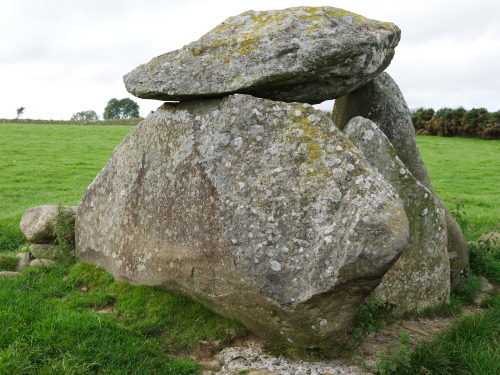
[{"xmin": 190, "ymin": 6, "xmax": 397, "ymax": 64}]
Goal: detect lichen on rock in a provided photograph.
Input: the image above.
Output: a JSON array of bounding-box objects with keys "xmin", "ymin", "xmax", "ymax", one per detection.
[
  {"xmin": 76, "ymin": 94, "xmax": 409, "ymax": 349},
  {"xmin": 124, "ymin": 6, "xmax": 400, "ymax": 104},
  {"xmin": 333, "ymin": 72, "xmax": 469, "ymax": 290},
  {"xmin": 344, "ymin": 116, "xmax": 450, "ymax": 313}
]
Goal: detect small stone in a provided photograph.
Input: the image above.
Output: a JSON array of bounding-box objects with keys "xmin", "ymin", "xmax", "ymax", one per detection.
[
  {"xmin": 30, "ymin": 259, "xmax": 56, "ymax": 267},
  {"xmin": 401, "ymin": 321, "xmax": 428, "ymax": 336},
  {"xmin": 0, "ymin": 271, "xmax": 22, "ymax": 278},
  {"xmin": 20, "ymin": 205, "xmax": 76, "ymax": 244},
  {"xmin": 29, "ymin": 243, "xmax": 55, "ymax": 257},
  {"xmin": 248, "ymin": 371, "xmax": 279, "ymax": 375},
  {"xmin": 198, "ymin": 359, "xmax": 222, "ymax": 372},
  {"xmin": 16, "ymin": 252, "xmax": 31, "ymax": 271},
  {"xmin": 478, "ymin": 232, "xmax": 500, "ymax": 245}
]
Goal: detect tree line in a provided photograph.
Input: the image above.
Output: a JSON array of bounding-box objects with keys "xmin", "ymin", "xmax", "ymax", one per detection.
[
  {"xmin": 13, "ymin": 98, "xmax": 141, "ymax": 122},
  {"xmin": 71, "ymin": 98, "xmax": 140, "ymax": 122},
  {"xmin": 411, "ymin": 107, "xmax": 500, "ymax": 140}
]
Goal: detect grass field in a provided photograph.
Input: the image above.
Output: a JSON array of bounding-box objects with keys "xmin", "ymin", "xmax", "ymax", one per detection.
[
  {"xmin": 0, "ymin": 124, "xmax": 498, "ymax": 374},
  {"xmin": 0, "ymin": 124, "xmax": 133, "ymax": 252},
  {"xmin": 416, "ymin": 136, "xmax": 499, "ymax": 239}
]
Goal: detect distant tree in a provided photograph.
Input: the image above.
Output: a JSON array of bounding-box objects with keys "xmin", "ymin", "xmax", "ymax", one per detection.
[
  {"xmin": 489, "ymin": 111, "xmax": 500, "ymax": 127},
  {"xmin": 103, "ymin": 98, "xmax": 140, "ymax": 119},
  {"xmin": 435, "ymin": 107, "xmax": 466, "ymax": 122},
  {"xmin": 410, "ymin": 108, "xmax": 434, "ymax": 130},
  {"xmin": 460, "ymin": 108, "xmax": 489, "ymax": 128},
  {"xmin": 16, "ymin": 107, "xmax": 25, "ymax": 119},
  {"xmin": 70, "ymin": 110, "xmax": 99, "ymax": 122}
]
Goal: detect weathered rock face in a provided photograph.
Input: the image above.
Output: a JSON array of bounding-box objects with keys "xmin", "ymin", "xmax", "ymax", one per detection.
[
  {"xmin": 20, "ymin": 205, "xmax": 77, "ymax": 244},
  {"xmin": 124, "ymin": 7, "xmax": 400, "ymax": 104},
  {"xmin": 16, "ymin": 252, "xmax": 31, "ymax": 272},
  {"xmin": 332, "ymin": 72, "xmax": 430, "ymax": 185},
  {"xmin": 344, "ymin": 116, "xmax": 450, "ymax": 313},
  {"xmin": 446, "ymin": 211, "xmax": 469, "ymax": 287},
  {"xmin": 332, "ymin": 72, "xmax": 469, "ymax": 289},
  {"xmin": 76, "ymin": 94, "xmax": 409, "ymax": 349}
]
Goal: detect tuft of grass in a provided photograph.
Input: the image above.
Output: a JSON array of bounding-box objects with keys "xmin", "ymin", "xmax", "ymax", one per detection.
[
  {"xmin": 66, "ymin": 262, "xmax": 115, "ymax": 290},
  {"xmin": 0, "ymin": 252, "xmax": 19, "ymax": 271},
  {"xmin": 110, "ymin": 283, "xmax": 247, "ymax": 352},
  {"xmin": 409, "ymin": 296, "xmax": 464, "ymax": 319},
  {"xmin": 451, "ymin": 274, "xmax": 484, "ymax": 305},
  {"xmin": 395, "ymin": 296, "xmax": 500, "ymax": 375},
  {"xmin": 468, "ymin": 240, "xmax": 500, "ymax": 283},
  {"xmin": 50, "ymin": 205, "xmax": 77, "ymax": 261},
  {"xmin": 352, "ymin": 294, "xmax": 395, "ymax": 340}
]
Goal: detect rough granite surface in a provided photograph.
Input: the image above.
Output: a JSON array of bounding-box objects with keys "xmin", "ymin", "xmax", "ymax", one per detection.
[
  {"xmin": 124, "ymin": 6, "xmax": 400, "ymax": 104},
  {"xmin": 344, "ymin": 117, "xmax": 450, "ymax": 313},
  {"xmin": 76, "ymin": 94, "xmax": 409, "ymax": 349},
  {"xmin": 332, "ymin": 72, "xmax": 468, "ymax": 289}
]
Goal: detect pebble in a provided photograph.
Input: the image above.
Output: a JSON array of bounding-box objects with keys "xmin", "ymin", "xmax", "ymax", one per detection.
[
  {"xmin": 30, "ymin": 258, "xmax": 56, "ymax": 267},
  {"xmin": 0, "ymin": 271, "xmax": 22, "ymax": 278}
]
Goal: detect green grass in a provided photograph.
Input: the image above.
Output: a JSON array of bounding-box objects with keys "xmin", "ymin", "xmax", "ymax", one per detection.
[
  {"xmin": 0, "ymin": 125, "xmax": 498, "ymax": 373},
  {"xmin": 416, "ymin": 136, "xmax": 499, "ymax": 239},
  {"xmin": 0, "ymin": 261, "xmax": 245, "ymax": 374},
  {"xmin": 468, "ymin": 240, "xmax": 500, "ymax": 283},
  {"xmin": 396, "ymin": 296, "xmax": 500, "ymax": 375},
  {"xmin": 0, "ymin": 124, "xmax": 133, "ymax": 252},
  {"xmin": 0, "ymin": 251, "xmax": 19, "ymax": 271}
]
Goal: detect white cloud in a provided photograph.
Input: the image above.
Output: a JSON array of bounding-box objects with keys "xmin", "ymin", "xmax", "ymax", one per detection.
[{"xmin": 1, "ymin": 0, "xmax": 499, "ymax": 119}]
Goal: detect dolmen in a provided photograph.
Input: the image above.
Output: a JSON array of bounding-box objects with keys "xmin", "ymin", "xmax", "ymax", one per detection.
[{"xmin": 76, "ymin": 6, "xmax": 468, "ymax": 350}]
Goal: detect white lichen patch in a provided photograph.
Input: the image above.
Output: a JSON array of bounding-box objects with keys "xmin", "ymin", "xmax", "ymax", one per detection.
[{"xmin": 270, "ymin": 260, "xmax": 282, "ymax": 271}]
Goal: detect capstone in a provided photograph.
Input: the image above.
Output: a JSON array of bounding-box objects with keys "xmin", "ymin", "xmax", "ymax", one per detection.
[{"xmin": 124, "ymin": 7, "xmax": 400, "ymax": 104}]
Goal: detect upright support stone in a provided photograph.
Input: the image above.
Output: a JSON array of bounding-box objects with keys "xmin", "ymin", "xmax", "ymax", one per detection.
[
  {"xmin": 344, "ymin": 116, "xmax": 450, "ymax": 313},
  {"xmin": 332, "ymin": 73, "xmax": 468, "ymax": 289},
  {"xmin": 332, "ymin": 73, "xmax": 430, "ymax": 185}
]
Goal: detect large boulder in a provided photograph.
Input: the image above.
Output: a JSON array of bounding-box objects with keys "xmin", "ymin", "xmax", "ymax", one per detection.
[
  {"xmin": 332, "ymin": 72, "xmax": 468, "ymax": 289},
  {"xmin": 332, "ymin": 72, "xmax": 430, "ymax": 185},
  {"xmin": 124, "ymin": 6, "xmax": 400, "ymax": 104},
  {"xmin": 344, "ymin": 116, "xmax": 450, "ymax": 313},
  {"xmin": 76, "ymin": 94, "xmax": 409, "ymax": 349},
  {"xmin": 20, "ymin": 205, "xmax": 76, "ymax": 244}
]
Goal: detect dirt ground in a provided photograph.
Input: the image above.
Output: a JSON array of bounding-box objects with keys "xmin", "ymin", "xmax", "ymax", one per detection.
[{"xmin": 192, "ymin": 278, "xmax": 498, "ymax": 375}]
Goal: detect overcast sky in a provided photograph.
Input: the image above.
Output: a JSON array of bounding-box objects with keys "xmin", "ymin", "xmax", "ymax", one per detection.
[{"xmin": 1, "ymin": 0, "xmax": 499, "ymax": 120}]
